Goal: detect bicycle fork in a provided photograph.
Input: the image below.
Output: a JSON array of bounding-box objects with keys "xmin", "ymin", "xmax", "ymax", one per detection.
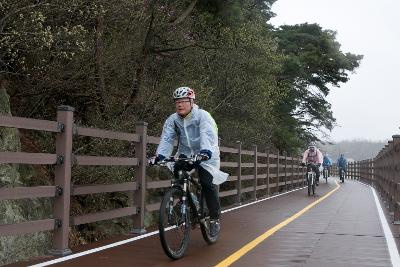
[
  {"xmin": 308, "ymin": 173, "xmax": 314, "ymax": 185},
  {"xmin": 168, "ymin": 177, "xmax": 189, "ymax": 226}
]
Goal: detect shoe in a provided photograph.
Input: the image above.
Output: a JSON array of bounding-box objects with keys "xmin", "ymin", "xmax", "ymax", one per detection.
[{"xmin": 210, "ymin": 219, "xmax": 220, "ymax": 237}]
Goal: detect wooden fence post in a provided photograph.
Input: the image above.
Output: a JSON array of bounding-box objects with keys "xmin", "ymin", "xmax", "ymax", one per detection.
[
  {"xmin": 267, "ymin": 148, "xmax": 270, "ymax": 197},
  {"xmin": 276, "ymin": 150, "xmax": 280, "ymax": 193},
  {"xmin": 297, "ymin": 156, "xmax": 301, "ymax": 188},
  {"xmin": 394, "ymin": 182, "xmax": 400, "ymax": 224},
  {"xmin": 132, "ymin": 122, "xmax": 147, "ymax": 234},
  {"xmin": 284, "ymin": 151, "xmax": 287, "ymax": 191},
  {"xmin": 348, "ymin": 162, "xmax": 351, "ymax": 180},
  {"xmin": 290, "ymin": 157, "xmax": 297, "ymax": 190},
  {"xmin": 371, "ymin": 159, "xmax": 374, "ymax": 186},
  {"xmin": 388, "ymin": 141, "xmax": 395, "ymax": 214},
  {"xmin": 236, "ymin": 141, "xmax": 242, "ymax": 205},
  {"xmin": 49, "ymin": 106, "xmax": 74, "ymax": 255},
  {"xmin": 253, "ymin": 145, "xmax": 258, "ymax": 201},
  {"xmin": 392, "ymin": 136, "xmax": 400, "ymax": 223}
]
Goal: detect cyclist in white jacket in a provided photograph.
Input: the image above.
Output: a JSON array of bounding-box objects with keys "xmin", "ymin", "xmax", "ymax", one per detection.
[{"xmin": 151, "ymin": 87, "xmax": 227, "ymax": 237}]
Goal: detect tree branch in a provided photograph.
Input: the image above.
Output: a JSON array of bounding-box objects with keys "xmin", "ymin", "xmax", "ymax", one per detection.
[
  {"xmin": 0, "ymin": 3, "xmax": 49, "ymax": 33},
  {"xmin": 168, "ymin": 0, "xmax": 198, "ymax": 27},
  {"xmin": 151, "ymin": 44, "xmax": 194, "ymax": 53}
]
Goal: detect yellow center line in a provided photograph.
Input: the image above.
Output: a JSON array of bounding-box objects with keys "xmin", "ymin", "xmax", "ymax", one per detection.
[{"xmin": 215, "ymin": 180, "xmax": 341, "ymax": 267}]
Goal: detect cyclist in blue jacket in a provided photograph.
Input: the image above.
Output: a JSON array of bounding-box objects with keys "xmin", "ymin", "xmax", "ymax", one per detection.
[
  {"xmin": 337, "ymin": 154, "xmax": 347, "ymax": 181},
  {"xmin": 151, "ymin": 87, "xmax": 227, "ymax": 237},
  {"xmin": 322, "ymin": 153, "xmax": 332, "ymax": 177}
]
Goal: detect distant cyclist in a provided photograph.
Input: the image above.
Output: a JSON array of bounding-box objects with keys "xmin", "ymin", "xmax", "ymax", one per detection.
[
  {"xmin": 337, "ymin": 154, "xmax": 347, "ymax": 182},
  {"xmin": 322, "ymin": 153, "xmax": 332, "ymax": 177},
  {"xmin": 301, "ymin": 141, "xmax": 323, "ymax": 185}
]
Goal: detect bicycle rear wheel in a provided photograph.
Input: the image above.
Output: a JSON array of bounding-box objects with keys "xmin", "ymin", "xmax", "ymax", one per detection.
[
  {"xmin": 200, "ymin": 194, "xmax": 218, "ymax": 244},
  {"xmin": 159, "ymin": 187, "xmax": 190, "ymax": 260},
  {"xmin": 339, "ymin": 169, "xmax": 344, "ymax": 183}
]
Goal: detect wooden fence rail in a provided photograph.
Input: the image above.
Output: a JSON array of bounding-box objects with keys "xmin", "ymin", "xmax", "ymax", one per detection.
[{"xmin": 0, "ymin": 105, "xmax": 306, "ymax": 255}]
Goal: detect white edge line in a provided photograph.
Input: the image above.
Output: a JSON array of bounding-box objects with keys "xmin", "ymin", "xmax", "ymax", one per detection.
[
  {"xmin": 29, "ymin": 186, "xmax": 307, "ymax": 267},
  {"xmin": 221, "ymin": 186, "xmax": 306, "ymax": 214},
  {"xmin": 29, "ymin": 231, "xmax": 160, "ymax": 267},
  {"xmin": 371, "ymin": 186, "xmax": 400, "ymax": 267}
]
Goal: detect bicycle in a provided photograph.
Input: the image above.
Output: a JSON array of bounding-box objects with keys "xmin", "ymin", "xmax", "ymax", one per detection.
[
  {"xmin": 322, "ymin": 166, "xmax": 329, "ymax": 183},
  {"xmin": 339, "ymin": 167, "xmax": 345, "ymax": 183},
  {"xmin": 151, "ymin": 156, "xmax": 218, "ymax": 259},
  {"xmin": 305, "ymin": 163, "xmax": 317, "ymax": 196}
]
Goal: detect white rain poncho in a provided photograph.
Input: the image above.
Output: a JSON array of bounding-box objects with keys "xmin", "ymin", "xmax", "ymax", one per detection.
[{"xmin": 156, "ymin": 104, "xmax": 228, "ymax": 185}]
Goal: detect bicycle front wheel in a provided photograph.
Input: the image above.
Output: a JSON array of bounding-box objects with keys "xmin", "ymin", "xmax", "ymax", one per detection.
[{"xmin": 159, "ymin": 187, "xmax": 190, "ymax": 260}]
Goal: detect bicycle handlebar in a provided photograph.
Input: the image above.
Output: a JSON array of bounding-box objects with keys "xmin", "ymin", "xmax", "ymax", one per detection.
[{"xmin": 149, "ymin": 156, "xmax": 196, "ymax": 166}]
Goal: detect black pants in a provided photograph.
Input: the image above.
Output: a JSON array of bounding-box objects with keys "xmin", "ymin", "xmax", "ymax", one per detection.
[
  {"xmin": 198, "ymin": 166, "xmax": 221, "ymax": 220},
  {"xmin": 339, "ymin": 167, "xmax": 346, "ymax": 178}
]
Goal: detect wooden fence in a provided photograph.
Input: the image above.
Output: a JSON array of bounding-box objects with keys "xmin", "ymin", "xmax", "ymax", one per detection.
[
  {"xmin": 345, "ymin": 135, "xmax": 400, "ymax": 225},
  {"xmin": 0, "ymin": 105, "xmax": 306, "ymax": 255}
]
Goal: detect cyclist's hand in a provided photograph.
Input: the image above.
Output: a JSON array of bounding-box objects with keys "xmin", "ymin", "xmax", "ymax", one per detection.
[
  {"xmin": 195, "ymin": 153, "xmax": 209, "ymax": 163},
  {"xmin": 148, "ymin": 155, "xmax": 165, "ymax": 166},
  {"xmin": 148, "ymin": 157, "xmax": 158, "ymax": 166}
]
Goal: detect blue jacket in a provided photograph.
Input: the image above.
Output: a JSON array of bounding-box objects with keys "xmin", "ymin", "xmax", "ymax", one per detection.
[
  {"xmin": 337, "ymin": 156, "xmax": 347, "ymax": 169},
  {"xmin": 156, "ymin": 104, "xmax": 220, "ymax": 168},
  {"xmin": 322, "ymin": 156, "xmax": 332, "ymax": 167}
]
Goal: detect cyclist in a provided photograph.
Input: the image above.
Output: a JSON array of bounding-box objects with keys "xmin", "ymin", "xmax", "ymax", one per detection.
[
  {"xmin": 301, "ymin": 141, "xmax": 323, "ymax": 185},
  {"xmin": 337, "ymin": 154, "xmax": 347, "ymax": 182},
  {"xmin": 322, "ymin": 153, "xmax": 332, "ymax": 177},
  {"xmin": 150, "ymin": 86, "xmax": 227, "ymax": 237}
]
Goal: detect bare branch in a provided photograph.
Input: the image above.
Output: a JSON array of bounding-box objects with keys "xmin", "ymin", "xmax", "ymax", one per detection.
[
  {"xmin": 0, "ymin": 3, "xmax": 50, "ymax": 33},
  {"xmin": 151, "ymin": 44, "xmax": 194, "ymax": 53},
  {"xmin": 168, "ymin": 0, "xmax": 198, "ymax": 27}
]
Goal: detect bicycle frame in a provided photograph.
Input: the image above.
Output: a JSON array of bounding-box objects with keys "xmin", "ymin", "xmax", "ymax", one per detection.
[
  {"xmin": 170, "ymin": 168, "xmax": 201, "ymax": 219},
  {"xmin": 157, "ymin": 157, "xmax": 206, "ymax": 226}
]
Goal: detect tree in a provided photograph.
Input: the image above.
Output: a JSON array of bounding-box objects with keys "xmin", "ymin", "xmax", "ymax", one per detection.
[{"xmin": 272, "ymin": 23, "xmax": 363, "ymax": 150}]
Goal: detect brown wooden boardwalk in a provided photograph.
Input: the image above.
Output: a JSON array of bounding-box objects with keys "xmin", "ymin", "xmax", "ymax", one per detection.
[{"xmin": 8, "ymin": 178, "xmax": 399, "ymax": 267}]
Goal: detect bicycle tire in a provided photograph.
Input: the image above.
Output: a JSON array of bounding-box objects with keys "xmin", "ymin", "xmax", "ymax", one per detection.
[
  {"xmin": 159, "ymin": 187, "xmax": 190, "ymax": 260},
  {"xmin": 199, "ymin": 194, "xmax": 218, "ymax": 244},
  {"xmin": 307, "ymin": 177, "xmax": 311, "ymax": 196}
]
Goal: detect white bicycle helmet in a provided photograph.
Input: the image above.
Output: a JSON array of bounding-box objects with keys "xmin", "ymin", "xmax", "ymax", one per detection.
[
  {"xmin": 308, "ymin": 141, "xmax": 317, "ymax": 152},
  {"xmin": 173, "ymin": 87, "xmax": 195, "ymax": 100}
]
